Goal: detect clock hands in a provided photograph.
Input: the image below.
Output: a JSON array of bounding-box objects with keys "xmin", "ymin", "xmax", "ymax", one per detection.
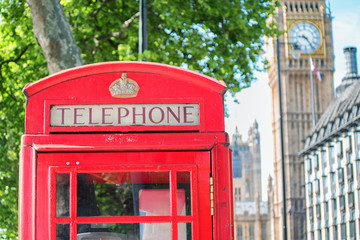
[{"xmin": 300, "ymin": 34, "xmax": 316, "ymax": 50}]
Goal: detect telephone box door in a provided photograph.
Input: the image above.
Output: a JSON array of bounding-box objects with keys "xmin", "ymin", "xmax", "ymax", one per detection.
[{"xmin": 36, "ymin": 151, "xmax": 211, "ymax": 240}]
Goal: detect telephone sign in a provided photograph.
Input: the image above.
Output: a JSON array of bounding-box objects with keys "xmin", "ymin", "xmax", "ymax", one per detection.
[{"xmin": 50, "ymin": 103, "xmax": 200, "ymax": 127}]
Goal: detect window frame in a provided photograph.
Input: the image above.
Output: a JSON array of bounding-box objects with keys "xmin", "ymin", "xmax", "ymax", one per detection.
[{"xmin": 36, "ymin": 151, "xmax": 211, "ymax": 240}]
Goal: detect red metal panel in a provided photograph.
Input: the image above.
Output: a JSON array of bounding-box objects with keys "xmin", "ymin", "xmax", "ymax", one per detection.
[
  {"xmin": 36, "ymin": 150, "xmax": 50, "ymax": 239},
  {"xmin": 212, "ymin": 144, "xmax": 234, "ymax": 240},
  {"xmin": 21, "ymin": 133, "xmax": 227, "ymax": 152},
  {"xmin": 170, "ymin": 170, "xmax": 178, "ymax": 240},
  {"xmin": 24, "ymin": 62, "xmax": 225, "ymax": 98},
  {"xmin": 49, "ymin": 168, "xmax": 56, "ymax": 239},
  {"xmin": 36, "ymin": 152, "xmax": 210, "ymax": 240},
  {"xmin": 23, "ymin": 62, "xmax": 226, "ymax": 134},
  {"xmin": 18, "ymin": 146, "xmax": 36, "ymax": 240},
  {"xmin": 70, "ymin": 169, "xmax": 77, "ymax": 240}
]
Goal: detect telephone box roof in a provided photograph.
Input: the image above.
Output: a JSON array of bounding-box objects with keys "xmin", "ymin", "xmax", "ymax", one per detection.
[
  {"xmin": 23, "ymin": 61, "xmax": 226, "ymax": 98},
  {"xmin": 23, "ymin": 61, "xmax": 227, "ymax": 134}
]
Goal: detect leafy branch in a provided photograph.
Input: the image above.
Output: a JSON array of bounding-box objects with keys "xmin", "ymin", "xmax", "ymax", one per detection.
[{"xmin": 0, "ymin": 44, "xmax": 34, "ymax": 94}]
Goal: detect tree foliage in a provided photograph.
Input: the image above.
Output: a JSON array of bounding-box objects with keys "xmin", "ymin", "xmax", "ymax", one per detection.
[
  {"xmin": 61, "ymin": 0, "xmax": 279, "ymax": 91},
  {"xmin": 0, "ymin": 0, "xmax": 278, "ymax": 238},
  {"xmin": 0, "ymin": 1, "xmax": 48, "ymax": 238}
]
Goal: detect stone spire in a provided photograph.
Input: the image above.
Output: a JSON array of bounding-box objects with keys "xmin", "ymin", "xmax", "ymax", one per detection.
[{"xmin": 231, "ymin": 126, "xmax": 243, "ymax": 146}]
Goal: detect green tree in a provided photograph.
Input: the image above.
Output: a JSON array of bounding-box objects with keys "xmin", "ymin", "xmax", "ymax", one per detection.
[{"xmin": 0, "ymin": 0, "xmax": 278, "ymax": 238}]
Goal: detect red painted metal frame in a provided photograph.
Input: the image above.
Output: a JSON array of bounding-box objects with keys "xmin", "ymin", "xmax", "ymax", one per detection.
[
  {"xmin": 37, "ymin": 152, "xmax": 207, "ymax": 240},
  {"xmin": 23, "ymin": 62, "xmax": 226, "ymax": 134},
  {"xmin": 19, "ymin": 62, "xmax": 234, "ymax": 240},
  {"xmin": 49, "ymin": 167, "xmax": 198, "ymax": 240},
  {"xmin": 21, "ymin": 133, "xmax": 233, "ymax": 240}
]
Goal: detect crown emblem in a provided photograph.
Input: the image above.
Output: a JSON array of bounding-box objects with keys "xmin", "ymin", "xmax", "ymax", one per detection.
[{"xmin": 109, "ymin": 73, "xmax": 139, "ymax": 98}]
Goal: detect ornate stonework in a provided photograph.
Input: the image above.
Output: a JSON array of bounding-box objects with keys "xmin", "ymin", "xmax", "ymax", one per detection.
[{"xmin": 267, "ymin": 1, "xmax": 335, "ymax": 239}]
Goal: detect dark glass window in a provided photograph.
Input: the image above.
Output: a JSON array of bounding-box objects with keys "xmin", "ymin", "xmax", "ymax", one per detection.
[
  {"xmin": 326, "ymin": 227, "xmax": 330, "ymax": 240},
  {"xmin": 249, "ymin": 224, "xmax": 254, "ymax": 240},
  {"xmin": 316, "ymin": 204, "xmax": 321, "ymax": 218},
  {"xmin": 323, "ymin": 176, "xmax": 328, "ymax": 194},
  {"xmin": 339, "ymin": 117, "xmax": 344, "ymax": 127},
  {"xmin": 347, "ymin": 111, "xmax": 353, "ymax": 122},
  {"xmin": 325, "ymin": 202, "xmax": 329, "ymax": 214},
  {"xmin": 341, "ymin": 222, "xmax": 346, "ymax": 240},
  {"xmin": 261, "ymin": 224, "xmax": 267, "ymax": 240},
  {"xmin": 334, "ymin": 225, "xmax": 338, "ymax": 240},
  {"xmin": 331, "ymin": 172, "xmax": 336, "ymax": 185},
  {"xmin": 345, "ymin": 136, "xmax": 352, "ymax": 152},
  {"xmin": 337, "ymin": 140, "xmax": 343, "ymax": 159},
  {"xmin": 329, "ymin": 146, "xmax": 335, "ymax": 166},
  {"xmin": 56, "ymin": 173, "xmax": 70, "ymax": 217},
  {"xmin": 338, "ymin": 168, "xmax": 344, "ymax": 183},
  {"xmin": 356, "ymin": 132, "xmax": 360, "ymax": 158},
  {"xmin": 322, "ymin": 150, "xmax": 327, "ymax": 168},
  {"xmin": 339, "ymin": 195, "xmax": 345, "ymax": 210},
  {"xmin": 331, "ymin": 122, "xmax": 336, "ymax": 132},
  {"xmin": 237, "ymin": 225, "xmax": 243, "ymax": 240},
  {"xmin": 347, "ymin": 164, "xmax": 353, "ymax": 179},
  {"xmin": 77, "ymin": 172, "xmax": 170, "ymax": 217},
  {"xmin": 232, "ymin": 152, "xmax": 242, "ymax": 178},
  {"xmin": 348, "ymin": 192, "xmax": 354, "ymax": 207},
  {"xmin": 307, "ymin": 182, "xmax": 313, "ymax": 196},
  {"xmin": 313, "ymin": 154, "xmax": 319, "ymax": 171},
  {"xmin": 350, "ymin": 221, "xmax": 355, "ymax": 239},
  {"xmin": 332, "ymin": 198, "xmax": 337, "ymax": 212},
  {"xmin": 306, "ymin": 157, "xmax": 312, "ymax": 173},
  {"xmin": 56, "ymin": 224, "xmax": 69, "ymax": 240},
  {"xmin": 314, "ymin": 179, "xmax": 320, "ymax": 195}
]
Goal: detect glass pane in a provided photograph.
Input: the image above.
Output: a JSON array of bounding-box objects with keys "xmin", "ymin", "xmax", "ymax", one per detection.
[
  {"xmin": 177, "ymin": 172, "xmax": 191, "ymax": 216},
  {"xmin": 77, "ymin": 172, "xmax": 170, "ymax": 217},
  {"xmin": 178, "ymin": 222, "xmax": 192, "ymax": 240},
  {"xmin": 56, "ymin": 173, "xmax": 70, "ymax": 217},
  {"xmin": 77, "ymin": 223, "xmax": 171, "ymax": 240},
  {"xmin": 77, "ymin": 223, "xmax": 137, "ymax": 239},
  {"xmin": 141, "ymin": 223, "xmax": 171, "ymax": 240},
  {"xmin": 56, "ymin": 224, "xmax": 69, "ymax": 240}
]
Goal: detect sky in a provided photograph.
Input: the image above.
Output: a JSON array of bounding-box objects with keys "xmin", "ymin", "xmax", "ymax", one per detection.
[{"xmin": 225, "ymin": 0, "xmax": 360, "ymax": 201}]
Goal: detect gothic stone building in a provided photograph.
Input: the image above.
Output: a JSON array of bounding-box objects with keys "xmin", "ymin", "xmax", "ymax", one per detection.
[
  {"xmin": 267, "ymin": 1, "xmax": 335, "ymax": 239},
  {"xmin": 231, "ymin": 121, "xmax": 269, "ymax": 240}
]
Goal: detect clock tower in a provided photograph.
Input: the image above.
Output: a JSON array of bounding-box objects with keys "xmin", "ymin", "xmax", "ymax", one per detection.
[{"xmin": 267, "ymin": 1, "xmax": 334, "ymax": 240}]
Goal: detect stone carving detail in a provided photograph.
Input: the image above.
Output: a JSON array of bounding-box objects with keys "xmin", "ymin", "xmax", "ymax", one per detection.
[{"xmin": 109, "ymin": 73, "xmax": 139, "ymax": 98}]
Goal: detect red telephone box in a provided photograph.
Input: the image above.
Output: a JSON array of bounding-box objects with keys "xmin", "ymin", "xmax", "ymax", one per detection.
[{"xmin": 19, "ymin": 62, "xmax": 233, "ymax": 240}]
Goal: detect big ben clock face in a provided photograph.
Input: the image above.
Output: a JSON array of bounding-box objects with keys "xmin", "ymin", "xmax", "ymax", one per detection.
[{"xmin": 289, "ymin": 22, "xmax": 321, "ymax": 54}]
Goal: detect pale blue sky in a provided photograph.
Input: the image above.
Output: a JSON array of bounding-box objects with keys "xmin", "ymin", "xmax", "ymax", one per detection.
[{"xmin": 225, "ymin": 0, "xmax": 360, "ymax": 200}]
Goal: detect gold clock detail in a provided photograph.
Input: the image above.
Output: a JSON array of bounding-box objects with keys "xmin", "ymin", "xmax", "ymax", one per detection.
[{"xmin": 289, "ymin": 22, "xmax": 321, "ymax": 54}]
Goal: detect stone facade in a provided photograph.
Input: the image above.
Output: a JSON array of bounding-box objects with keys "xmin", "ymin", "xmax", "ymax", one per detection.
[
  {"xmin": 231, "ymin": 121, "xmax": 269, "ymax": 240},
  {"xmin": 300, "ymin": 48, "xmax": 360, "ymax": 240},
  {"xmin": 267, "ymin": 1, "xmax": 335, "ymax": 239}
]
